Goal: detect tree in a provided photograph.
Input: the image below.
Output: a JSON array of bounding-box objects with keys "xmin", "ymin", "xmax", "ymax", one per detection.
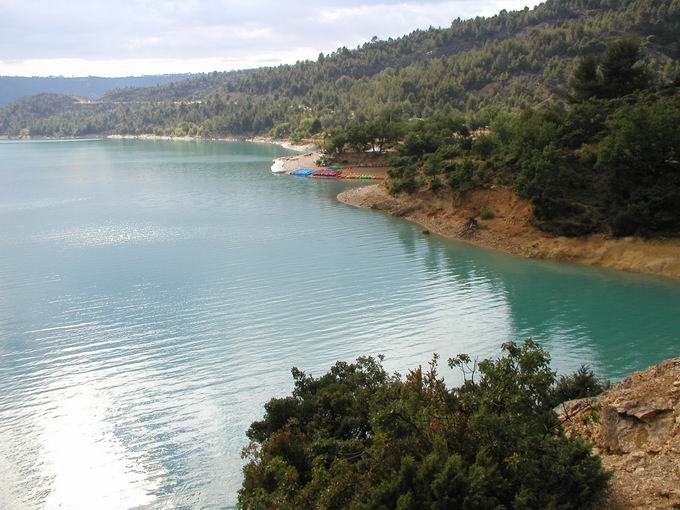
[
  {"xmin": 596, "ymin": 95, "xmax": 680, "ymax": 236},
  {"xmin": 346, "ymin": 124, "xmax": 371, "ymax": 152},
  {"xmin": 570, "ymin": 37, "xmax": 653, "ymax": 102},
  {"xmin": 239, "ymin": 340, "xmax": 610, "ymax": 509},
  {"xmin": 322, "ymin": 130, "xmax": 347, "ymax": 155},
  {"xmin": 599, "ymin": 36, "xmax": 652, "ymax": 98},
  {"xmin": 365, "ymin": 119, "xmax": 402, "ymax": 153},
  {"xmin": 569, "ymin": 55, "xmax": 601, "ymax": 102}
]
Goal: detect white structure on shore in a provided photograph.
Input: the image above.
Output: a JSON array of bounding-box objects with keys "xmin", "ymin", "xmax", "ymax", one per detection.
[{"xmin": 270, "ymin": 158, "xmax": 287, "ymax": 173}]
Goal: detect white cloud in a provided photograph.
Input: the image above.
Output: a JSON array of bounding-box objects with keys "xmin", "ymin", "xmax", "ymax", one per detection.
[{"xmin": 0, "ymin": 0, "xmax": 540, "ymax": 77}]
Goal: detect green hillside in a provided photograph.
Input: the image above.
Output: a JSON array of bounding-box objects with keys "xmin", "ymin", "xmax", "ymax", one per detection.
[
  {"xmin": 324, "ymin": 34, "xmax": 680, "ymax": 239},
  {"xmin": 1, "ymin": 0, "xmax": 678, "ymax": 138}
]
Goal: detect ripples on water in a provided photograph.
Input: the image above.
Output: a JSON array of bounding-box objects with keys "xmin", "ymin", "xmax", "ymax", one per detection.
[{"xmin": 1, "ymin": 139, "xmax": 679, "ymax": 508}]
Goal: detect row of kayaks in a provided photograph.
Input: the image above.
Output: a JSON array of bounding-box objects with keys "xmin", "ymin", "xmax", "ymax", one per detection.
[
  {"xmin": 289, "ymin": 168, "xmax": 383, "ymax": 180},
  {"xmin": 339, "ymin": 173, "xmax": 384, "ymax": 180},
  {"xmin": 271, "ymin": 158, "xmax": 384, "ymax": 180}
]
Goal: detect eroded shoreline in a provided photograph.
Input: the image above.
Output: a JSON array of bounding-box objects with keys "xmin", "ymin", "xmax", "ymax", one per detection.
[{"xmin": 338, "ymin": 184, "xmax": 680, "ymax": 281}]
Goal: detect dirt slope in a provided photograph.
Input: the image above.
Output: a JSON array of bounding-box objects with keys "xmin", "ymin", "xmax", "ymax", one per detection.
[{"xmin": 337, "ymin": 184, "xmax": 680, "ymax": 280}]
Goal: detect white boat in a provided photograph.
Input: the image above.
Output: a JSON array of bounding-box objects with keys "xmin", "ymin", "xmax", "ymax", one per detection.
[{"xmin": 270, "ymin": 158, "xmax": 288, "ymax": 173}]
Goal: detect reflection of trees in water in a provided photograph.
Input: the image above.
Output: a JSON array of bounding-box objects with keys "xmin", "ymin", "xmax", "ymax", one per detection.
[
  {"xmin": 395, "ymin": 223, "xmax": 510, "ymax": 298},
  {"xmin": 396, "ymin": 225, "xmax": 680, "ymax": 380},
  {"xmin": 394, "ymin": 221, "xmax": 419, "ymax": 258}
]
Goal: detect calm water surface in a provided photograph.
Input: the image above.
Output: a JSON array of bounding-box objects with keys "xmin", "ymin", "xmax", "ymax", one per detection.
[{"xmin": 1, "ymin": 139, "xmax": 679, "ymax": 508}]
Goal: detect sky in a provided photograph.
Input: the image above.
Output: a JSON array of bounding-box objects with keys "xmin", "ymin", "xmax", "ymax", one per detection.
[{"xmin": 0, "ymin": 0, "xmax": 540, "ymax": 78}]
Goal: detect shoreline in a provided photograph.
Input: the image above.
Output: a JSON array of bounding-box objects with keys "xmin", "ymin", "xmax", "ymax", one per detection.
[
  {"xmin": 105, "ymin": 134, "xmax": 317, "ymax": 152},
  {"xmin": 337, "ymin": 184, "xmax": 680, "ymax": 281},
  {"xmin": 3, "ymin": 133, "xmax": 317, "ymax": 153},
  {"xmin": 8, "ymin": 134, "xmax": 680, "ymax": 280},
  {"xmin": 273, "ymin": 151, "xmax": 391, "ymax": 178}
]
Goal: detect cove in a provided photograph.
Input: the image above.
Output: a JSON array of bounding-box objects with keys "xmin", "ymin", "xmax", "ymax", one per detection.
[{"xmin": 1, "ymin": 139, "xmax": 679, "ymax": 508}]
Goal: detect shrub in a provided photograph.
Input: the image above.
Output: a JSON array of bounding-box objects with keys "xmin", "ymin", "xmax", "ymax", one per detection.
[
  {"xmin": 270, "ymin": 122, "xmax": 292, "ymax": 139},
  {"xmin": 239, "ymin": 340, "xmax": 610, "ymax": 510},
  {"xmin": 472, "ymin": 134, "xmax": 496, "ymax": 158},
  {"xmin": 389, "ymin": 175, "xmax": 418, "ymax": 194},
  {"xmin": 447, "ymin": 158, "xmax": 476, "ymax": 192},
  {"xmin": 552, "ymin": 364, "xmax": 610, "ymax": 406},
  {"xmin": 480, "ymin": 209, "xmax": 496, "ymax": 220},
  {"xmin": 428, "ymin": 176, "xmax": 444, "ymax": 193},
  {"xmin": 315, "ymin": 155, "xmax": 331, "ymax": 166}
]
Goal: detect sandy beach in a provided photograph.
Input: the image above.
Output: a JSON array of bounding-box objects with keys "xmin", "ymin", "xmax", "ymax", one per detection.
[
  {"xmin": 275, "ymin": 151, "xmax": 392, "ymax": 177},
  {"xmin": 106, "ymin": 134, "xmax": 317, "ymax": 153}
]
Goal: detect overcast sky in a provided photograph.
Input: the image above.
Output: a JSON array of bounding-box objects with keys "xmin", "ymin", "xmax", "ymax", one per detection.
[{"xmin": 0, "ymin": 1, "xmax": 540, "ymax": 77}]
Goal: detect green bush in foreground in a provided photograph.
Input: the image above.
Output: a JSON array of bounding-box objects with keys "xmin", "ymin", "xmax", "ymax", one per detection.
[{"xmin": 238, "ymin": 340, "xmax": 610, "ymax": 509}]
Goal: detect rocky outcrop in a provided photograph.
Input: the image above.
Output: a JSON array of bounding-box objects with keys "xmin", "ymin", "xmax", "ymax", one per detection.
[{"xmin": 561, "ymin": 358, "xmax": 680, "ymax": 509}]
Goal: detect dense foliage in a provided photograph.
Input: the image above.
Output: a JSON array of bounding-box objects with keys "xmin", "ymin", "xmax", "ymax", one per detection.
[
  {"xmin": 1, "ymin": 0, "xmax": 679, "ymax": 138},
  {"xmin": 343, "ymin": 37, "xmax": 680, "ymax": 238},
  {"xmin": 238, "ymin": 340, "xmax": 609, "ymax": 509},
  {"xmin": 552, "ymin": 365, "xmax": 610, "ymax": 405}
]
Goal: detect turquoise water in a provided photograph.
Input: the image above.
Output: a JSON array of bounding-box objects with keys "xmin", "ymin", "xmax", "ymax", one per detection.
[{"xmin": 1, "ymin": 139, "xmax": 679, "ymax": 508}]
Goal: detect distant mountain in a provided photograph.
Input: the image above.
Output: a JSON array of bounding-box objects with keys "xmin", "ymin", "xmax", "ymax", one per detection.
[
  {"xmin": 0, "ymin": 74, "xmax": 194, "ymax": 106},
  {"xmin": 1, "ymin": 0, "xmax": 678, "ymax": 138}
]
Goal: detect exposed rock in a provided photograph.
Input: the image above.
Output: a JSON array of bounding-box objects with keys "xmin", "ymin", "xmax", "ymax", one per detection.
[
  {"xmin": 554, "ymin": 397, "xmax": 596, "ymax": 420},
  {"xmin": 563, "ymin": 357, "xmax": 680, "ymax": 509},
  {"xmin": 631, "ymin": 406, "xmax": 672, "ymax": 423}
]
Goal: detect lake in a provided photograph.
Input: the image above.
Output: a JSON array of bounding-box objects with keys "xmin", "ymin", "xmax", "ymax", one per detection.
[{"xmin": 1, "ymin": 139, "xmax": 679, "ymax": 509}]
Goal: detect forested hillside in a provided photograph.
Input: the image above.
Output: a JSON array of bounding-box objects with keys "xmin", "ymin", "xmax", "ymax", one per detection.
[
  {"xmin": 1, "ymin": 0, "xmax": 678, "ymax": 138},
  {"xmin": 328, "ymin": 35, "xmax": 680, "ymax": 239},
  {"xmin": 0, "ymin": 74, "xmax": 193, "ymax": 107}
]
